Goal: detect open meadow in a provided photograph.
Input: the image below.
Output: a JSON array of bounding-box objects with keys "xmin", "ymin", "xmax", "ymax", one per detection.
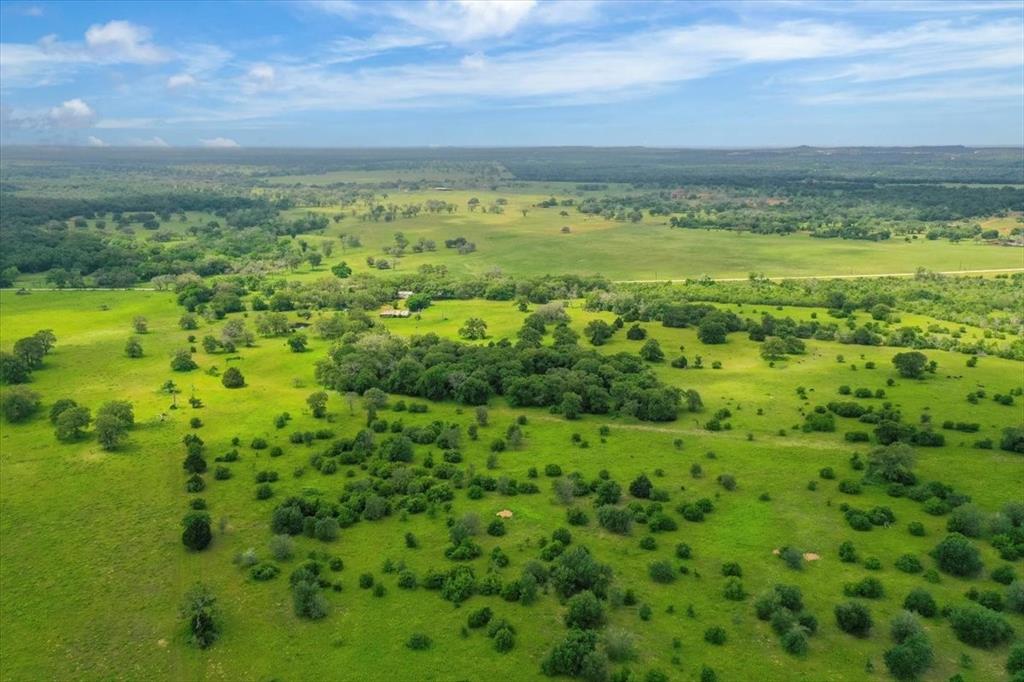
[
  {"xmin": 2, "ymin": 286, "xmax": 1022, "ymax": 681},
  {"xmin": 1, "ymin": 147, "xmax": 1022, "ymax": 682}
]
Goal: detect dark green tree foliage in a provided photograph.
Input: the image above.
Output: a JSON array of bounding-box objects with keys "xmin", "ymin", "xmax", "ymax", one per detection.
[
  {"xmin": 584, "ymin": 320, "xmax": 613, "ymax": 346},
  {"xmin": 183, "ymin": 450, "xmax": 207, "ymax": 474},
  {"xmin": 291, "ymin": 564, "xmax": 329, "ymax": 620},
  {"xmin": 315, "ymin": 331, "xmax": 685, "ymax": 421},
  {"xmin": 903, "ymin": 589, "xmax": 937, "ymax": 617},
  {"xmin": 541, "ymin": 628, "xmax": 602, "ymax": 678},
  {"xmin": 550, "ymin": 546, "xmax": 612, "ymax": 599},
  {"xmin": 835, "ymin": 601, "xmax": 872, "ymax": 637},
  {"xmin": 13, "ymin": 334, "xmax": 48, "ymax": 369},
  {"xmin": 171, "ymin": 349, "xmax": 198, "ymax": 372},
  {"xmin": 55, "ymin": 406, "xmax": 91, "ymax": 442},
  {"xmin": 306, "ymin": 391, "xmax": 328, "ymax": 418},
  {"xmin": 0, "ymin": 352, "xmax": 31, "ymax": 384},
  {"xmin": 49, "ymin": 398, "xmax": 78, "ymax": 423},
  {"xmin": 180, "ymin": 584, "xmax": 219, "ymax": 649},
  {"xmin": 639, "ymin": 338, "xmax": 664, "ymax": 362},
  {"xmin": 629, "ymin": 473, "xmax": 653, "ymax": 499},
  {"xmin": 892, "ymin": 351, "xmax": 929, "ymax": 378},
  {"xmin": 948, "ymin": 604, "xmax": 1014, "ymax": 648},
  {"xmin": 1000, "ymin": 427, "xmax": 1024, "ymax": 454},
  {"xmin": 883, "ymin": 612, "xmax": 933, "ymax": 680},
  {"xmin": 124, "ymin": 337, "xmax": 144, "ymax": 358},
  {"xmin": 930, "ymin": 533, "xmax": 983, "ymax": 577},
  {"xmin": 563, "ymin": 590, "xmax": 605, "ymax": 629},
  {"xmin": 865, "ymin": 443, "xmax": 917, "ymax": 485},
  {"xmin": 1007, "ymin": 644, "xmax": 1024, "ymax": 676},
  {"xmin": 625, "ymin": 324, "xmax": 647, "ymax": 340},
  {"xmin": 405, "ymin": 293, "xmax": 431, "ymax": 312},
  {"xmin": 1, "ymin": 387, "xmax": 41, "ymax": 419},
  {"xmin": 94, "ymin": 400, "xmax": 134, "ymax": 450},
  {"xmin": 182, "ymin": 512, "xmax": 212, "ymax": 551},
  {"xmin": 221, "ymin": 367, "xmax": 245, "ymax": 388}
]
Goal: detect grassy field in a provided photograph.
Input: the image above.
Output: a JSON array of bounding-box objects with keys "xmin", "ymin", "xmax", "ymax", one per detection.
[
  {"xmin": 283, "ymin": 190, "xmax": 1024, "ymax": 281},
  {"xmin": 12, "ymin": 185, "xmax": 1023, "ymax": 292},
  {"xmin": 1, "ymin": 290, "xmax": 1021, "ymax": 681}
]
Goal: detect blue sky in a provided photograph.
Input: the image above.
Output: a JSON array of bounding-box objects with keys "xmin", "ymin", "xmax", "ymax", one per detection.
[{"xmin": 1, "ymin": 0, "xmax": 1022, "ymax": 147}]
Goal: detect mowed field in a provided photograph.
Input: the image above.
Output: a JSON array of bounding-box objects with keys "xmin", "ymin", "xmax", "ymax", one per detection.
[{"xmin": 1, "ymin": 290, "xmax": 1022, "ymax": 681}]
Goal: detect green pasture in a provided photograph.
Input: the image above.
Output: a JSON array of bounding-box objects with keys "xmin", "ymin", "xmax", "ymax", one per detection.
[
  {"xmin": 1, "ymin": 290, "xmax": 1021, "ymax": 681},
  {"xmin": 289, "ymin": 191, "xmax": 1023, "ymax": 281}
]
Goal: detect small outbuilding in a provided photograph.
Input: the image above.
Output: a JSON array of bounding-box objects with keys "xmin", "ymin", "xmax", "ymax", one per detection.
[{"xmin": 379, "ymin": 308, "xmax": 410, "ymax": 318}]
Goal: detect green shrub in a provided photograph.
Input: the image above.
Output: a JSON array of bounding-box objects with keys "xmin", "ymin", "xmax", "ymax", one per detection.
[
  {"xmin": 406, "ymin": 633, "xmax": 432, "ymax": 650},
  {"xmin": 564, "ymin": 590, "xmax": 605, "ymax": 629},
  {"xmin": 835, "ymin": 601, "xmax": 872, "ymax": 637},
  {"xmin": 931, "ymin": 533, "xmax": 983, "ymax": 577},
  {"xmin": 948, "ymin": 604, "xmax": 1014, "ymax": 648},
  {"xmin": 648, "ymin": 560, "xmax": 675, "ymax": 584},
  {"xmin": 723, "ymin": 578, "xmax": 746, "ymax": 601},
  {"xmin": 181, "ymin": 511, "xmax": 212, "ymax": 551},
  {"xmin": 703, "ymin": 626, "xmax": 727, "ymax": 645},
  {"xmin": 903, "ymin": 588, "xmax": 937, "ymax": 617},
  {"xmin": 467, "ymin": 606, "xmax": 493, "ymax": 629},
  {"xmin": 781, "ymin": 628, "xmax": 808, "ymax": 656},
  {"xmin": 250, "ymin": 562, "xmax": 280, "ymax": 581}
]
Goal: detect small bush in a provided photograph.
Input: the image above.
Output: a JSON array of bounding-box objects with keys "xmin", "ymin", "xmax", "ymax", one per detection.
[
  {"xmin": 704, "ymin": 626, "xmax": 727, "ymax": 645},
  {"xmin": 648, "ymin": 560, "xmax": 675, "ymax": 584},
  {"xmin": 948, "ymin": 604, "xmax": 1014, "ymax": 648},
  {"xmin": 250, "ymin": 562, "xmax": 280, "ymax": 581},
  {"xmin": 894, "ymin": 554, "xmax": 923, "ymax": 574},
  {"xmin": 467, "ymin": 606, "xmax": 493, "ymax": 629},
  {"xmin": 931, "ymin": 533, "xmax": 983, "ymax": 577},
  {"xmin": 269, "ymin": 534, "xmax": 294, "ymax": 561},
  {"xmin": 903, "ymin": 588, "xmax": 937, "ymax": 617},
  {"xmin": 835, "ymin": 601, "xmax": 873, "ymax": 637},
  {"xmin": 406, "ymin": 633, "xmax": 432, "ymax": 650},
  {"xmin": 781, "ymin": 628, "xmax": 808, "ymax": 656}
]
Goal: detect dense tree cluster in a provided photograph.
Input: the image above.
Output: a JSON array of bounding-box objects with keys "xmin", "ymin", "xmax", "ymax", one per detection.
[
  {"xmin": 1, "ymin": 329, "xmax": 57, "ymax": 384},
  {"xmin": 314, "ymin": 325, "xmax": 695, "ymax": 422}
]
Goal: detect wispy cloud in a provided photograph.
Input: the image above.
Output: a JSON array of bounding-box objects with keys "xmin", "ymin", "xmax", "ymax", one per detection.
[
  {"xmin": 1, "ymin": 19, "xmax": 186, "ymax": 87},
  {"xmin": 308, "ymin": 0, "xmax": 600, "ymax": 45},
  {"xmin": 0, "ymin": 1, "xmax": 1020, "ymax": 143},
  {"xmin": 167, "ymin": 73, "xmax": 198, "ymax": 89},
  {"xmin": 127, "ymin": 135, "xmax": 170, "ymax": 147},
  {"xmin": 181, "ymin": 15, "xmax": 1020, "ymax": 123},
  {"xmin": 200, "ymin": 136, "xmax": 240, "ymax": 148},
  {"xmin": 1, "ymin": 97, "xmax": 96, "ymax": 130}
]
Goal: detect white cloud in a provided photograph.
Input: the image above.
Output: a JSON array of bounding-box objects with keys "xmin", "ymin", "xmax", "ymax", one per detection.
[
  {"xmin": 167, "ymin": 73, "xmax": 198, "ymax": 89},
  {"xmin": 84, "ymin": 20, "xmax": 165, "ymax": 62},
  {"xmin": 86, "ymin": 135, "xmax": 108, "ymax": 146},
  {"xmin": 389, "ymin": 0, "xmax": 538, "ymax": 43},
  {"xmin": 95, "ymin": 117, "xmax": 159, "ymax": 129},
  {"xmin": 200, "ymin": 136, "xmax": 240, "ymax": 148},
  {"xmin": 0, "ymin": 19, "xmax": 171, "ymax": 87},
  {"xmin": 309, "ymin": 0, "xmax": 599, "ymax": 45},
  {"xmin": 128, "ymin": 136, "xmax": 170, "ymax": 147},
  {"xmin": 48, "ymin": 98, "xmax": 96, "ymax": 128},
  {"xmin": 246, "ymin": 63, "xmax": 275, "ymax": 88},
  {"xmin": 189, "ymin": 14, "xmax": 1021, "ymax": 121},
  {"xmin": 801, "ymin": 76, "xmax": 1024, "ymax": 104}
]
